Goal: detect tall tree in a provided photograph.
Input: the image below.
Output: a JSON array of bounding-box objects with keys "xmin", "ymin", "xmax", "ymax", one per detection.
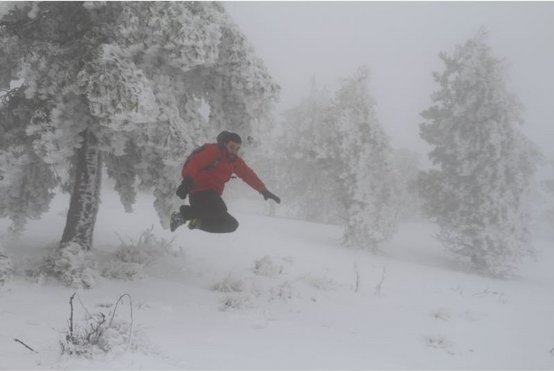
[
  {"xmin": 419, "ymin": 30, "xmax": 538, "ymax": 276},
  {"xmin": 271, "ymin": 79, "xmax": 345, "ymax": 224},
  {"xmin": 0, "ymin": 2, "xmax": 278, "ymax": 254},
  {"xmin": 330, "ymin": 67, "xmax": 398, "ymax": 250},
  {"xmin": 273, "ymin": 68, "xmax": 399, "ymax": 249}
]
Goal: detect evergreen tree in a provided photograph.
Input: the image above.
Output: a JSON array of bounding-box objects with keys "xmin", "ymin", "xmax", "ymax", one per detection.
[
  {"xmin": 0, "ymin": 91, "xmax": 57, "ymax": 233},
  {"xmin": 330, "ymin": 67, "xmax": 398, "ymax": 250},
  {"xmin": 0, "ymin": 2, "xmax": 278, "ymax": 256},
  {"xmin": 273, "ymin": 79, "xmax": 345, "ymax": 223},
  {"xmin": 274, "ymin": 68, "xmax": 398, "ymax": 249},
  {"xmin": 419, "ymin": 30, "xmax": 538, "ymax": 276}
]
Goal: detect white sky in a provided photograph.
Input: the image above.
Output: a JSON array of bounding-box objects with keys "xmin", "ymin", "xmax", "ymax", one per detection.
[{"xmin": 224, "ymin": 1, "xmax": 554, "ymax": 160}]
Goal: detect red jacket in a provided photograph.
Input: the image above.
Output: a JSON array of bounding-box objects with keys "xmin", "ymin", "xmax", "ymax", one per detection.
[{"xmin": 181, "ymin": 143, "xmax": 267, "ymax": 196}]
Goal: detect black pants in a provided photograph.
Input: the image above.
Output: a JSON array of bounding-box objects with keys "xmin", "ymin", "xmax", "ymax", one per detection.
[{"xmin": 185, "ymin": 190, "xmax": 239, "ymax": 233}]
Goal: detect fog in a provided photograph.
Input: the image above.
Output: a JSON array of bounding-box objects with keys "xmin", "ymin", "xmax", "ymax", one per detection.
[{"xmin": 224, "ymin": 2, "xmax": 554, "ymax": 160}]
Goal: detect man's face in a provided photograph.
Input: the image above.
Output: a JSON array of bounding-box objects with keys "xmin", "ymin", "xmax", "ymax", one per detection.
[{"xmin": 225, "ymin": 140, "xmax": 241, "ymax": 158}]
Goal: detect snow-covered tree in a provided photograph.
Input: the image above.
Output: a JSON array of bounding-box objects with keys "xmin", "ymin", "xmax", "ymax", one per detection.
[
  {"xmin": 270, "ymin": 79, "xmax": 345, "ymax": 223},
  {"xmin": 0, "ymin": 91, "xmax": 57, "ymax": 233},
  {"xmin": 273, "ymin": 68, "xmax": 398, "ymax": 249},
  {"xmin": 330, "ymin": 67, "xmax": 399, "ymax": 249},
  {"xmin": 204, "ymin": 21, "xmax": 279, "ymax": 133},
  {"xmin": 419, "ymin": 30, "xmax": 538, "ymax": 276},
  {"xmin": 0, "ymin": 2, "xmax": 278, "ymax": 257}
]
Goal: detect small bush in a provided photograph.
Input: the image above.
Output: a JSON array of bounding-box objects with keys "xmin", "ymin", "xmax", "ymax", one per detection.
[
  {"xmin": 219, "ymin": 289, "xmax": 261, "ymax": 312},
  {"xmin": 102, "ymin": 227, "xmax": 178, "ymax": 280},
  {"xmin": 252, "ymin": 256, "xmax": 283, "ymax": 278},
  {"xmin": 211, "ymin": 274, "xmax": 245, "ymax": 293},
  {"xmin": 431, "ymin": 308, "xmax": 452, "ymax": 321},
  {"xmin": 39, "ymin": 242, "xmax": 96, "ymax": 288},
  {"xmin": 424, "ymin": 334, "xmax": 451, "ymax": 350},
  {"xmin": 269, "ymin": 281, "xmax": 296, "ymax": 302},
  {"xmin": 220, "ymin": 293, "xmax": 252, "ymax": 311},
  {"xmin": 101, "ymin": 261, "xmax": 144, "ymax": 281},
  {"xmin": 61, "ymin": 293, "xmax": 134, "ymax": 358},
  {"xmin": 301, "ymin": 274, "xmax": 338, "ymax": 291}
]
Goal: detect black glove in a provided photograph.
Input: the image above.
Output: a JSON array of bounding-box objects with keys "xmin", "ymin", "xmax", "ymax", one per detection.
[
  {"xmin": 176, "ymin": 176, "xmax": 195, "ymax": 199},
  {"xmin": 262, "ymin": 190, "xmax": 280, "ymax": 204}
]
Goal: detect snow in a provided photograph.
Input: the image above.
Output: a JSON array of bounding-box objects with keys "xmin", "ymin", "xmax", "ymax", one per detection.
[{"xmin": 1, "ymin": 185, "xmax": 554, "ymax": 369}]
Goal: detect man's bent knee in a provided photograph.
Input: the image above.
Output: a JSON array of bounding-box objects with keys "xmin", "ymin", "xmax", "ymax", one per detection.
[{"xmin": 226, "ymin": 218, "xmax": 239, "ymax": 233}]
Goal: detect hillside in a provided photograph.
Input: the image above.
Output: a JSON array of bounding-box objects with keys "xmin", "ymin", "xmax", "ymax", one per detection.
[{"xmin": 1, "ymin": 188, "xmax": 553, "ymax": 369}]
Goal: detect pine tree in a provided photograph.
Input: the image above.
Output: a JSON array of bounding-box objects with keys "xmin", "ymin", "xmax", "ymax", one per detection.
[
  {"xmin": 419, "ymin": 30, "xmax": 538, "ymax": 276},
  {"xmin": 273, "ymin": 79, "xmax": 345, "ymax": 224},
  {"xmin": 273, "ymin": 68, "xmax": 398, "ymax": 247},
  {"xmin": 204, "ymin": 21, "xmax": 280, "ymax": 133},
  {"xmin": 0, "ymin": 2, "xmax": 278, "ymax": 256},
  {"xmin": 0, "ymin": 91, "xmax": 57, "ymax": 233},
  {"xmin": 330, "ymin": 67, "xmax": 399, "ymax": 250}
]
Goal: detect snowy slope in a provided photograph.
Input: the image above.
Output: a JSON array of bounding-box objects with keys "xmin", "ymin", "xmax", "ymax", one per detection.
[{"xmin": 1, "ymin": 187, "xmax": 553, "ymax": 369}]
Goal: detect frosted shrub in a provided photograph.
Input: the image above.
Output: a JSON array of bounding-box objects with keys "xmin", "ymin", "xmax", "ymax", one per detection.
[
  {"xmin": 101, "ymin": 227, "xmax": 177, "ymax": 280},
  {"xmin": 301, "ymin": 274, "xmax": 338, "ymax": 291},
  {"xmin": 219, "ymin": 284, "xmax": 261, "ymax": 312},
  {"xmin": 61, "ymin": 293, "xmax": 134, "ymax": 358},
  {"xmin": 117, "ymin": 226, "xmax": 177, "ymax": 263},
  {"xmin": 212, "ymin": 274, "xmax": 259, "ymax": 311},
  {"xmin": 62, "ymin": 317, "xmax": 132, "ymax": 358},
  {"xmin": 220, "ymin": 293, "xmax": 255, "ymax": 312},
  {"xmin": 269, "ymin": 281, "xmax": 296, "ymax": 302},
  {"xmin": 101, "ymin": 261, "xmax": 143, "ymax": 281},
  {"xmin": 252, "ymin": 256, "xmax": 283, "ymax": 277},
  {"xmin": 424, "ymin": 334, "xmax": 451, "ymax": 350},
  {"xmin": 212, "ymin": 274, "xmax": 246, "ymax": 293},
  {"xmin": 40, "ymin": 242, "xmax": 96, "ymax": 288}
]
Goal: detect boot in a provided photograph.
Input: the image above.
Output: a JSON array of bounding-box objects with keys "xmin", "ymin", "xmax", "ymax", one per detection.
[
  {"xmin": 170, "ymin": 211, "xmax": 186, "ymax": 232},
  {"xmin": 188, "ymin": 218, "xmax": 202, "ymax": 230},
  {"xmin": 180, "ymin": 205, "xmax": 194, "ymax": 219}
]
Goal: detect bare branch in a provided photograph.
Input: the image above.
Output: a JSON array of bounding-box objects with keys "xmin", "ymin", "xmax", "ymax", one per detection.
[
  {"xmin": 68, "ymin": 292, "xmax": 77, "ymax": 339},
  {"xmin": 14, "ymin": 338, "xmax": 37, "ymax": 353},
  {"xmin": 375, "ymin": 267, "xmax": 386, "ymax": 296},
  {"xmin": 109, "ymin": 293, "xmax": 134, "ymax": 350},
  {"xmin": 353, "ymin": 264, "xmax": 360, "ymax": 293}
]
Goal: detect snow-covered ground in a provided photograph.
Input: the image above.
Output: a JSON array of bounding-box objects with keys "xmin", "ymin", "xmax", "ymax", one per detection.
[{"xmin": 1, "ymin": 186, "xmax": 553, "ymax": 369}]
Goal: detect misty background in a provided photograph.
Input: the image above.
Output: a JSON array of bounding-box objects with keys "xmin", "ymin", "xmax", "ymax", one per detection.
[
  {"xmin": 225, "ymin": 1, "xmax": 554, "ymax": 160},
  {"xmin": 0, "ymin": 0, "xmax": 552, "ymax": 276},
  {"xmin": 1, "ymin": 3, "xmax": 554, "ymax": 368}
]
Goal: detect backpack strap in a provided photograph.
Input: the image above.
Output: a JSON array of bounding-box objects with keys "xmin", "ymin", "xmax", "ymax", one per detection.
[{"xmin": 182, "ymin": 143, "xmax": 222, "ymax": 176}]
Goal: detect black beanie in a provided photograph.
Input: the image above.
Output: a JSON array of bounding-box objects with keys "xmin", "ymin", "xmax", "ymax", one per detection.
[
  {"xmin": 217, "ymin": 130, "xmax": 242, "ymax": 145},
  {"xmin": 226, "ymin": 132, "xmax": 242, "ymax": 144}
]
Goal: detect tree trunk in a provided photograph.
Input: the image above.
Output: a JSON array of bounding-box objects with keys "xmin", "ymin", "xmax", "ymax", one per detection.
[{"xmin": 61, "ymin": 129, "xmax": 102, "ymax": 251}]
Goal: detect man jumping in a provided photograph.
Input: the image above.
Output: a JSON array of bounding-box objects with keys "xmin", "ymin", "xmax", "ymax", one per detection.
[{"xmin": 170, "ymin": 131, "xmax": 280, "ymax": 233}]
